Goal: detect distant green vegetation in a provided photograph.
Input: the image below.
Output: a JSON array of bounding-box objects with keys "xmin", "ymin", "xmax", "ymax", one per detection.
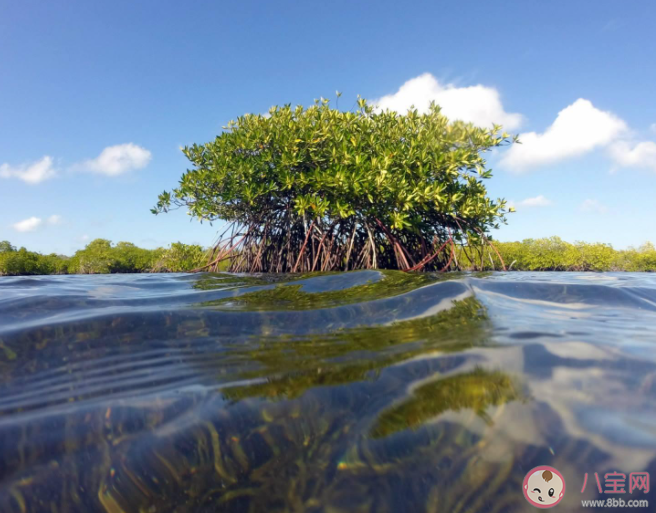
[
  {"xmin": 1, "ymin": 236, "xmax": 655, "ymax": 276},
  {"xmin": 460, "ymin": 237, "xmax": 656, "ymax": 272},
  {"xmin": 0, "ymin": 239, "xmax": 211, "ymax": 276}
]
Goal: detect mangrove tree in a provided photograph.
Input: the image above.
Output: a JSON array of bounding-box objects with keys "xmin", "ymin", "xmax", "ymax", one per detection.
[{"xmin": 154, "ymin": 98, "xmax": 516, "ymax": 272}]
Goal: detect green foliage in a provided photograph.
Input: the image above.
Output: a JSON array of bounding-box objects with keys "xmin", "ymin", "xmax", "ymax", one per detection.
[
  {"xmin": 615, "ymin": 242, "xmax": 656, "ymax": 272},
  {"xmin": 109, "ymin": 242, "xmax": 161, "ymax": 273},
  {"xmin": 0, "ymin": 241, "xmax": 16, "ymax": 253},
  {"xmin": 67, "ymin": 239, "xmax": 159, "ymax": 274},
  {"xmin": 2, "ymin": 237, "xmax": 656, "ymax": 276},
  {"xmin": 41, "ymin": 253, "xmax": 70, "ymax": 274},
  {"xmin": 151, "ymin": 242, "xmax": 208, "ymax": 272},
  {"xmin": 0, "ymin": 240, "xmax": 207, "ymax": 276},
  {"xmin": 153, "ymin": 97, "xmax": 516, "ymax": 272},
  {"xmin": 67, "ymin": 239, "xmax": 207, "ymax": 274},
  {"xmin": 0, "ymin": 245, "xmax": 70, "ymax": 276},
  {"xmin": 458, "ymin": 236, "xmax": 656, "ymax": 272},
  {"xmin": 68, "ymin": 239, "xmax": 114, "ymax": 274},
  {"xmin": 0, "ymin": 248, "xmax": 54, "ymax": 275}
]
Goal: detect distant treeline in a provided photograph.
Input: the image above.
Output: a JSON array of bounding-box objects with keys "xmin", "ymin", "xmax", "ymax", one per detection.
[
  {"xmin": 1, "ymin": 237, "xmax": 655, "ymax": 276},
  {"xmin": 0, "ymin": 239, "xmax": 210, "ymax": 276},
  {"xmin": 458, "ymin": 237, "xmax": 656, "ymax": 272}
]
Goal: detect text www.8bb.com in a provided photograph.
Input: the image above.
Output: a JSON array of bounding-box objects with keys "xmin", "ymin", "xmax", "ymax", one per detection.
[{"xmin": 581, "ymin": 498, "xmax": 648, "ymax": 508}]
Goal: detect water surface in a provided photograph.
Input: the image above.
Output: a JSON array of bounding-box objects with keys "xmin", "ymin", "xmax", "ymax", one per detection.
[{"xmin": 1, "ymin": 271, "xmax": 656, "ymax": 512}]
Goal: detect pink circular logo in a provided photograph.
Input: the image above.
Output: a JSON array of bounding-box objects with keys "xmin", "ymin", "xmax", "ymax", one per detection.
[{"xmin": 523, "ymin": 466, "xmax": 566, "ymax": 508}]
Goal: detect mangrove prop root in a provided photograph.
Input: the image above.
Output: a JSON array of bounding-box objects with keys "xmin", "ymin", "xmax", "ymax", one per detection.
[
  {"xmin": 404, "ymin": 238, "xmax": 452, "ymax": 272},
  {"xmin": 292, "ymin": 221, "xmax": 316, "ymax": 273},
  {"xmin": 198, "ymin": 214, "xmax": 505, "ymax": 273}
]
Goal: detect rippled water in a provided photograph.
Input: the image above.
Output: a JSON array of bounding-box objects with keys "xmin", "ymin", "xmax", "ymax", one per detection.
[{"xmin": 1, "ymin": 271, "xmax": 656, "ymax": 512}]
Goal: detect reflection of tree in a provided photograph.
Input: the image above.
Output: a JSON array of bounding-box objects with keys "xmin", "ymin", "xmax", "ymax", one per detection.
[
  {"xmin": 223, "ymin": 296, "xmax": 490, "ymax": 401},
  {"xmin": 195, "ymin": 269, "xmax": 472, "ymax": 310},
  {"xmin": 191, "ymin": 271, "xmax": 274, "ymax": 290},
  {"xmin": 370, "ymin": 368, "xmax": 523, "ymax": 438}
]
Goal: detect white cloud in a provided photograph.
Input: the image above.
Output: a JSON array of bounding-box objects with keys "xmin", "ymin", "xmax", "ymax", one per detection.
[
  {"xmin": 83, "ymin": 143, "xmax": 152, "ymax": 176},
  {"xmin": 580, "ymin": 199, "xmax": 608, "ymax": 214},
  {"xmin": 501, "ymin": 99, "xmax": 628, "ymax": 172},
  {"xmin": 11, "ymin": 214, "xmax": 62, "ymax": 232},
  {"xmin": 609, "ymin": 140, "xmax": 656, "ymax": 172},
  {"xmin": 80, "ymin": 234, "xmax": 90, "ymax": 241},
  {"xmin": 0, "ymin": 156, "xmax": 57, "ymax": 184},
  {"xmin": 13, "ymin": 217, "xmax": 43, "ymax": 232},
  {"xmin": 517, "ymin": 195, "xmax": 552, "ymax": 208},
  {"xmin": 650, "ymin": 123, "xmax": 656, "ymax": 134},
  {"xmin": 372, "ymin": 73, "xmax": 523, "ymax": 130}
]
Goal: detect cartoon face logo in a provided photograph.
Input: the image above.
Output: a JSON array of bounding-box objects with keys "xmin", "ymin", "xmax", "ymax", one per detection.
[{"xmin": 523, "ymin": 466, "xmax": 566, "ymax": 508}]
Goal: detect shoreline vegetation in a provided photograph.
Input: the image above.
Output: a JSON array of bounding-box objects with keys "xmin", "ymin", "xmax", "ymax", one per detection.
[
  {"xmin": 0, "ymin": 239, "xmax": 209, "ymax": 276},
  {"xmin": 1, "ymin": 237, "xmax": 655, "ymax": 276}
]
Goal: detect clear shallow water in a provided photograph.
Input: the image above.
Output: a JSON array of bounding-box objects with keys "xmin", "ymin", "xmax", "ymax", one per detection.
[{"xmin": 1, "ymin": 271, "xmax": 656, "ymax": 512}]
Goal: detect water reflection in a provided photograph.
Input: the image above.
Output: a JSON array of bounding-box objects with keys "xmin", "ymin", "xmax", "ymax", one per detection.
[
  {"xmin": 222, "ymin": 296, "xmax": 490, "ymax": 400},
  {"xmin": 0, "ymin": 271, "xmax": 656, "ymax": 512}
]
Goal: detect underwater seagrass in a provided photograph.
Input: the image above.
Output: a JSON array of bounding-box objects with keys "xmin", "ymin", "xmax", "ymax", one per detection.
[
  {"xmin": 0, "ymin": 271, "xmax": 527, "ymax": 513},
  {"xmin": 369, "ymin": 368, "xmax": 523, "ymax": 438}
]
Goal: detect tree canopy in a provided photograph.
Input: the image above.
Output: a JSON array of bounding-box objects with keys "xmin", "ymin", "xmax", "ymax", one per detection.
[
  {"xmin": 154, "ymin": 98, "xmax": 516, "ymax": 272},
  {"xmin": 0, "ymin": 241, "xmax": 16, "ymax": 253}
]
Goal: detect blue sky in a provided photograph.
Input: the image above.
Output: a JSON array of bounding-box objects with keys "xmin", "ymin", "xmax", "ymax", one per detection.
[{"xmin": 1, "ymin": 0, "xmax": 655, "ymax": 255}]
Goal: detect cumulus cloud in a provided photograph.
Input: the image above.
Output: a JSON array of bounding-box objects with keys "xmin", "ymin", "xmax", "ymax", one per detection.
[
  {"xmin": 501, "ymin": 99, "xmax": 627, "ymax": 172},
  {"xmin": 13, "ymin": 217, "xmax": 43, "ymax": 232},
  {"xmin": 580, "ymin": 199, "xmax": 608, "ymax": 214},
  {"xmin": 83, "ymin": 143, "xmax": 152, "ymax": 176},
  {"xmin": 517, "ymin": 195, "xmax": 552, "ymax": 208},
  {"xmin": 372, "ymin": 73, "xmax": 523, "ymax": 130},
  {"xmin": 0, "ymin": 156, "xmax": 57, "ymax": 184},
  {"xmin": 608, "ymin": 140, "xmax": 656, "ymax": 172},
  {"xmin": 11, "ymin": 214, "xmax": 62, "ymax": 232},
  {"xmin": 1, "ymin": 144, "xmax": 152, "ymax": 184}
]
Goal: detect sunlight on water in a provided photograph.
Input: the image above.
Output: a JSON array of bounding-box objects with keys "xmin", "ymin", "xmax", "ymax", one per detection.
[{"xmin": 1, "ymin": 271, "xmax": 656, "ymax": 512}]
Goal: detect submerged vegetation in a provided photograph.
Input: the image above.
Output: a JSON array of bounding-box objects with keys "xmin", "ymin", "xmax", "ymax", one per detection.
[
  {"xmin": 195, "ymin": 269, "xmax": 447, "ymax": 310},
  {"xmin": 153, "ymin": 98, "xmax": 516, "ymax": 272},
  {"xmin": 370, "ymin": 368, "xmax": 522, "ymax": 438},
  {"xmin": 2, "ymin": 260, "xmax": 655, "ymax": 511},
  {"xmin": 0, "ymin": 270, "xmax": 523, "ymax": 513},
  {"xmin": 220, "ymin": 295, "xmax": 493, "ymax": 401},
  {"xmin": 2, "ymin": 237, "xmax": 656, "ymax": 276}
]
